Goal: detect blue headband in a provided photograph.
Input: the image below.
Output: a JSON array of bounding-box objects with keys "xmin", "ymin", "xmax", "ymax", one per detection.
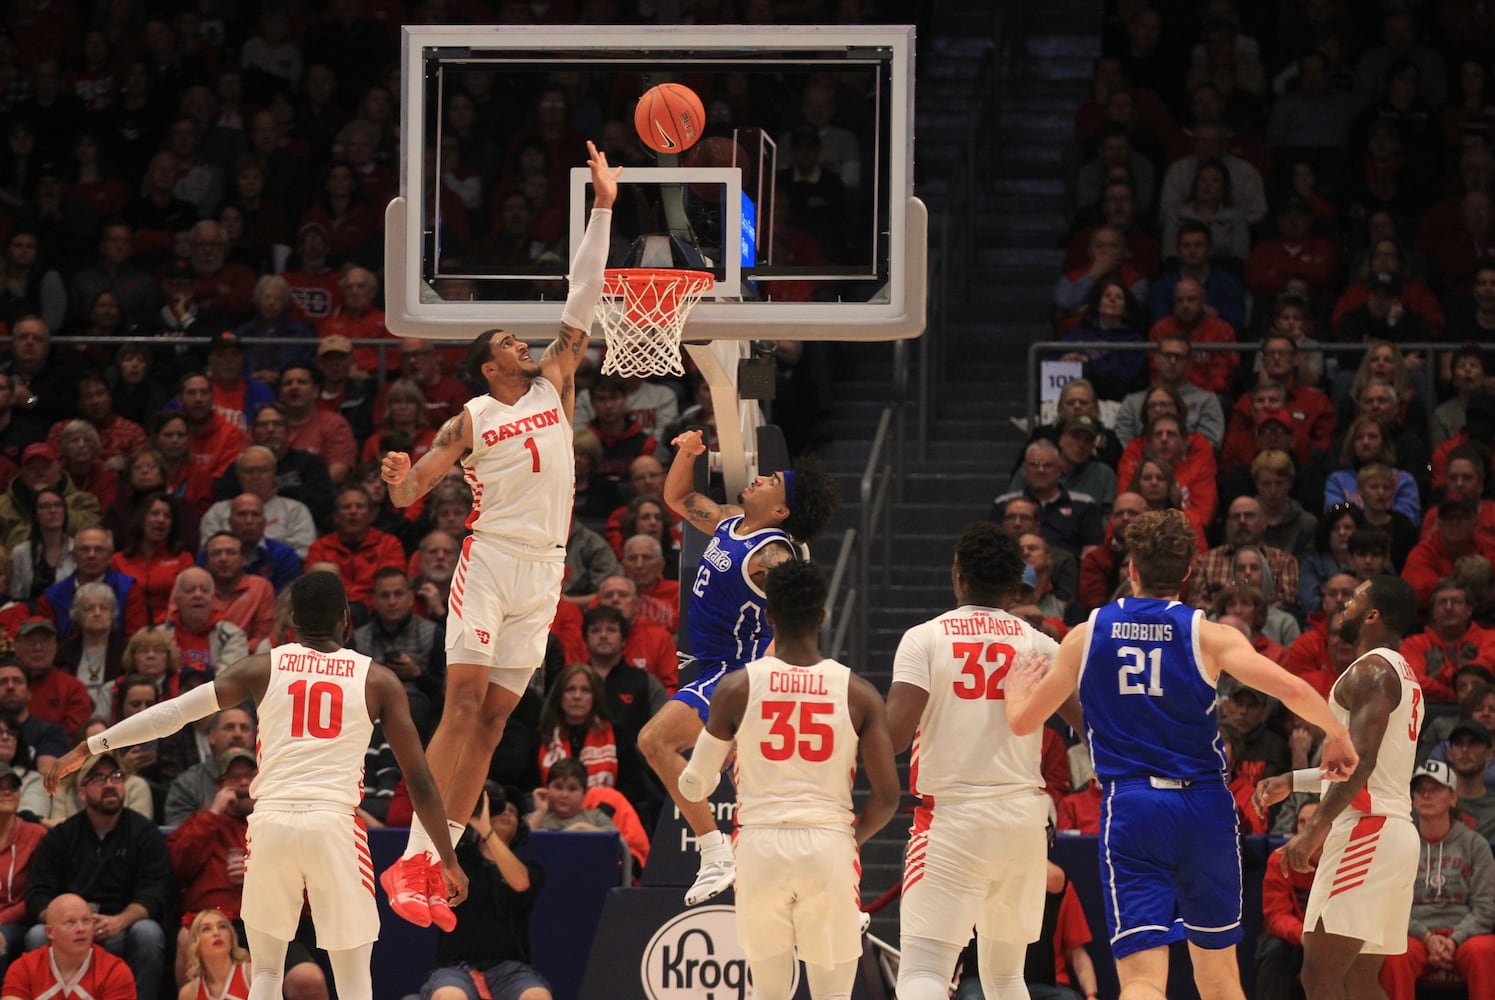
[{"xmin": 780, "ymin": 469, "xmax": 798, "ymax": 510}]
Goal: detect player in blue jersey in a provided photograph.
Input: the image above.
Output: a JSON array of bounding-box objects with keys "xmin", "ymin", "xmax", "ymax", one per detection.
[
  {"xmin": 1005, "ymin": 509, "xmax": 1358, "ymax": 1000},
  {"xmin": 639, "ymin": 427, "xmax": 839, "ymax": 905}
]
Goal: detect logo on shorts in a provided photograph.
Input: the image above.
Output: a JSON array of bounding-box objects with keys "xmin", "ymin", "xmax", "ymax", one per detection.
[
  {"xmin": 475, "ymin": 629, "xmax": 491, "ymax": 645},
  {"xmin": 641, "ymin": 905, "xmax": 786, "ymax": 1000}
]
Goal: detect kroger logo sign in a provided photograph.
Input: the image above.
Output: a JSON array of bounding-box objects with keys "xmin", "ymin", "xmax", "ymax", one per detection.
[{"xmin": 639, "ymin": 905, "xmax": 798, "ymax": 999}]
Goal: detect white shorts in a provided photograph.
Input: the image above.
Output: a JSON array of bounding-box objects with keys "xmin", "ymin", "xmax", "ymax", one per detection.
[
  {"xmin": 734, "ymin": 826, "xmax": 863, "ymax": 967},
  {"xmin": 447, "ymin": 537, "xmax": 565, "ymax": 693},
  {"xmin": 1304, "ymin": 813, "xmax": 1418, "ymax": 955},
  {"xmin": 901, "ymin": 792, "xmax": 1049, "ymax": 948},
  {"xmin": 242, "ymin": 808, "xmax": 379, "ymax": 951}
]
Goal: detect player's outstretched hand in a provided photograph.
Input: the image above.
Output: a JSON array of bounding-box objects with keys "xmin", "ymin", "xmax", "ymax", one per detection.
[
  {"xmin": 442, "ymin": 859, "xmax": 469, "ymax": 907},
  {"xmin": 587, "ymin": 140, "xmax": 622, "ymax": 210},
  {"xmin": 1318, "ymin": 730, "xmax": 1359, "ymax": 782},
  {"xmin": 1251, "ymin": 774, "xmax": 1291, "ymax": 819},
  {"xmin": 1281, "ymin": 825, "xmax": 1326, "ymax": 875},
  {"xmin": 1003, "ymin": 649, "xmax": 1050, "ymax": 704},
  {"xmin": 381, "ymin": 451, "xmax": 411, "ymax": 486},
  {"xmin": 671, "ymin": 429, "xmax": 707, "ymax": 457},
  {"xmin": 46, "ymin": 743, "xmax": 90, "ymax": 795}
]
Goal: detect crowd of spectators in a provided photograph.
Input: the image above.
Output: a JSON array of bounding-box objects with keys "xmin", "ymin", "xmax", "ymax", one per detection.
[
  {"xmin": 1021, "ymin": 3, "xmax": 1495, "ymax": 996},
  {"xmin": 0, "ymin": 0, "xmax": 925, "ymax": 997}
]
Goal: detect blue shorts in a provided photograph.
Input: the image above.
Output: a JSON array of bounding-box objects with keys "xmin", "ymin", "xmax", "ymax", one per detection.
[
  {"xmin": 670, "ymin": 659, "xmax": 739, "ymax": 723},
  {"xmin": 1098, "ymin": 778, "xmax": 1243, "ymax": 961},
  {"xmin": 419, "ymin": 962, "xmax": 551, "ymax": 1000}
]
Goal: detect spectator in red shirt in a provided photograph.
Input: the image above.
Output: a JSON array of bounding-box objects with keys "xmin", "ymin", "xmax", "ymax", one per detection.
[
  {"xmin": 319, "ymin": 267, "xmax": 396, "ymax": 376},
  {"xmin": 165, "ymin": 748, "xmax": 255, "ymax": 930},
  {"xmin": 165, "ymin": 568, "xmax": 249, "ymax": 681},
  {"xmin": 277, "ymin": 364, "xmax": 357, "ymax": 486},
  {"xmin": 375, "ymin": 339, "xmax": 472, "ymax": 428},
  {"xmin": 1065, "ymin": 179, "xmax": 1162, "ymax": 279},
  {"xmin": 110, "ymin": 491, "xmax": 196, "ymax": 626},
  {"xmin": 1402, "ymin": 495, "xmax": 1495, "ymax": 611},
  {"xmin": 1244, "ymin": 197, "xmax": 1338, "ymax": 299},
  {"xmin": 1224, "ymin": 335, "xmax": 1337, "ymax": 466},
  {"xmin": 1, "ymin": 893, "xmax": 134, "ymax": 1000},
  {"xmin": 0, "ymin": 759, "xmax": 44, "ymax": 978},
  {"xmin": 1402, "ymin": 579, "xmax": 1495, "ymax": 703},
  {"xmin": 187, "ymin": 220, "xmax": 257, "ymax": 324},
  {"xmin": 1256, "ymin": 799, "xmax": 1321, "ymax": 999},
  {"xmin": 620, "ymin": 535, "xmax": 679, "ymax": 636},
  {"xmin": 1146, "ymin": 277, "xmax": 1240, "ymax": 395},
  {"xmin": 201, "ymin": 532, "xmax": 276, "ymax": 651},
  {"xmin": 13, "ymin": 618, "xmax": 90, "ymax": 738},
  {"xmin": 280, "ymin": 223, "xmax": 343, "ymax": 327},
  {"xmin": 304, "ymin": 486, "xmax": 407, "ymax": 609},
  {"xmin": 46, "ymin": 374, "xmax": 146, "ymax": 472},
  {"xmin": 1117, "ymin": 413, "xmax": 1219, "ymax": 531},
  {"xmin": 360, "ymin": 379, "xmax": 436, "ymax": 466},
  {"xmin": 594, "ymin": 576, "xmax": 679, "ymax": 694},
  {"xmin": 178, "ymin": 374, "xmax": 249, "ymax": 481}
]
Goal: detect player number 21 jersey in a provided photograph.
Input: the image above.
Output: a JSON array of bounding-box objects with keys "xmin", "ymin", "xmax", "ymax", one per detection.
[
  {"xmin": 461, "ymin": 379, "xmax": 573, "ymax": 558},
  {"xmin": 892, "ymin": 605, "xmax": 1060, "ymax": 801},
  {"xmin": 253, "ymin": 644, "xmax": 375, "ymax": 811},
  {"xmin": 734, "ymin": 656, "xmax": 858, "ymax": 828}
]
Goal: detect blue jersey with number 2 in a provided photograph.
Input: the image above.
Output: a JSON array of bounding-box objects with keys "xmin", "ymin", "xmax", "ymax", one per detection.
[
  {"xmin": 686, "ymin": 515, "xmax": 793, "ymax": 667},
  {"xmin": 1079, "ymin": 598, "xmax": 1226, "ymax": 783}
]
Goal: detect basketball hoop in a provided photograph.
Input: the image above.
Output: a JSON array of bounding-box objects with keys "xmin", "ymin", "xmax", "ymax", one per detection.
[{"xmin": 595, "ymin": 268, "xmax": 714, "ymax": 378}]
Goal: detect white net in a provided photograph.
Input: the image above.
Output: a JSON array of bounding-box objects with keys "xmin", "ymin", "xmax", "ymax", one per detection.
[{"xmin": 595, "ymin": 269, "xmax": 714, "ymax": 378}]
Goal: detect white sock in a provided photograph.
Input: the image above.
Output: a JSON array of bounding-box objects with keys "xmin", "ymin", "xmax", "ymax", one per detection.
[
  {"xmin": 402, "ymin": 818, "xmax": 434, "ymax": 860},
  {"xmin": 697, "ymin": 829, "xmax": 731, "ymax": 863},
  {"xmin": 446, "ymin": 820, "xmax": 465, "ymax": 849}
]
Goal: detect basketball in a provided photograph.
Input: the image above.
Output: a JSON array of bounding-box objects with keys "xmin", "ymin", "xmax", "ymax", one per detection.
[{"xmin": 634, "ymin": 83, "xmax": 706, "ymax": 155}]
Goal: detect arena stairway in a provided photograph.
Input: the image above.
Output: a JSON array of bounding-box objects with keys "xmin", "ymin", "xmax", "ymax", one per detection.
[{"xmin": 807, "ymin": 0, "xmax": 1103, "ymax": 947}]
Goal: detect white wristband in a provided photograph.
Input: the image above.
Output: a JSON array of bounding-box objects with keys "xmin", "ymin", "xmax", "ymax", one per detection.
[{"xmin": 1291, "ymin": 768, "xmax": 1321, "ymax": 794}]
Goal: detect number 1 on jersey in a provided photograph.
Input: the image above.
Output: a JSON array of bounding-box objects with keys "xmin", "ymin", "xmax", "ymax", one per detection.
[
  {"xmin": 523, "ymin": 437, "xmax": 540, "ymax": 472},
  {"xmin": 1118, "ymin": 645, "xmax": 1164, "ymax": 696}
]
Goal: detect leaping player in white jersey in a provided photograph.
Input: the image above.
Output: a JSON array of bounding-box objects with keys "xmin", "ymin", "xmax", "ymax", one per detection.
[
  {"xmin": 376, "ymin": 141, "xmax": 620, "ymax": 928},
  {"xmin": 44, "ymin": 571, "xmax": 466, "ymax": 1000},
  {"xmin": 885, "ymin": 522, "xmax": 1084, "ymax": 1000},
  {"xmin": 678, "ymin": 560, "xmax": 900, "ymax": 1000},
  {"xmin": 1253, "ymin": 575, "xmax": 1424, "ymax": 1000}
]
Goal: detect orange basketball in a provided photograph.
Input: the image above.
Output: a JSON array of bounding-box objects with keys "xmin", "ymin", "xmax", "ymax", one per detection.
[{"xmin": 634, "ymin": 83, "xmax": 706, "ymax": 155}]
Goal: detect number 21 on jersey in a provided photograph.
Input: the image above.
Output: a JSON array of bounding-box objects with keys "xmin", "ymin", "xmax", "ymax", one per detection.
[{"xmin": 1118, "ymin": 645, "xmax": 1164, "ymax": 696}]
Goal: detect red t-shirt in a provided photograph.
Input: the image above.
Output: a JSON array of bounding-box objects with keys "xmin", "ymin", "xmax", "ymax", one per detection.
[{"xmin": 1, "ymin": 944, "xmax": 136, "ymax": 1000}]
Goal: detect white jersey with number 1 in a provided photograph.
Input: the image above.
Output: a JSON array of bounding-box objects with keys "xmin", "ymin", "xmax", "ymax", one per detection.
[
  {"xmin": 252, "ymin": 643, "xmax": 375, "ymax": 812},
  {"xmin": 891, "ymin": 605, "xmax": 1061, "ymax": 801},
  {"xmin": 461, "ymin": 377, "xmax": 572, "ymax": 560}
]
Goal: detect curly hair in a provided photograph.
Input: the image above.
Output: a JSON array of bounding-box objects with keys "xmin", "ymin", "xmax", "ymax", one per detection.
[
  {"xmin": 781, "ymin": 456, "xmax": 839, "ymax": 543},
  {"xmin": 954, "ymin": 522, "xmax": 1025, "ymax": 605},
  {"xmin": 765, "ymin": 559, "xmax": 828, "ymax": 637},
  {"xmin": 1124, "ymin": 509, "xmax": 1197, "ymax": 595}
]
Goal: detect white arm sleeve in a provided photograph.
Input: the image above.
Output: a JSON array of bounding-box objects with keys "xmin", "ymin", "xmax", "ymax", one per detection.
[
  {"xmin": 87, "ymin": 683, "xmax": 224, "ymax": 755},
  {"xmin": 560, "ymin": 208, "xmax": 613, "ymax": 331},
  {"xmin": 1291, "ymin": 767, "xmax": 1322, "ymax": 794},
  {"xmin": 678, "ymin": 729, "xmax": 733, "ymax": 802}
]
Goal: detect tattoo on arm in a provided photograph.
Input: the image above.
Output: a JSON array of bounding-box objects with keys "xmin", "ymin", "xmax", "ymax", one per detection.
[
  {"xmin": 393, "ymin": 414, "xmax": 463, "ymax": 506},
  {"xmin": 758, "ymin": 544, "xmax": 794, "ymax": 569}
]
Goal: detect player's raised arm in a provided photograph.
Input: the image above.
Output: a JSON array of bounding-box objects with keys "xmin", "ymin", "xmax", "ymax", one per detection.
[
  {"xmin": 1005, "ymin": 633, "xmax": 1082, "ymax": 736},
  {"xmin": 367, "ymin": 663, "xmax": 468, "ymax": 904},
  {"xmin": 47, "ymin": 653, "xmax": 274, "ymax": 793},
  {"xmin": 848, "ymin": 675, "xmax": 901, "ymax": 846},
  {"xmin": 543, "ymin": 140, "xmax": 621, "ymax": 425},
  {"xmin": 382, "ymin": 411, "xmax": 473, "ymax": 508},
  {"xmin": 664, "ymin": 429, "xmax": 739, "ymax": 534},
  {"xmin": 1199, "ymin": 619, "xmax": 1357, "ymax": 778}
]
